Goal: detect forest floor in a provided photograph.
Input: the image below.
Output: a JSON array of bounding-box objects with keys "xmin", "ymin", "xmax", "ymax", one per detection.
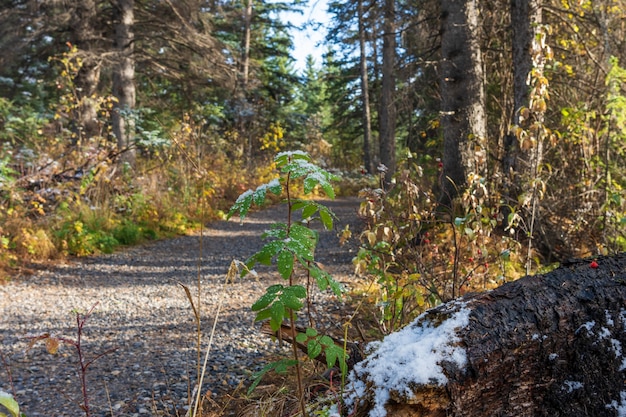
[{"xmin": 0, "ymin": 197, "xmax": 365, "ymax": 417}]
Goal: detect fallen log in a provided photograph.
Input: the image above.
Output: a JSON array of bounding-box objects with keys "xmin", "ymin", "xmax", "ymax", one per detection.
[{"xmin": 346, "ymin": 253, "xmax": 626, "ymax": 417}]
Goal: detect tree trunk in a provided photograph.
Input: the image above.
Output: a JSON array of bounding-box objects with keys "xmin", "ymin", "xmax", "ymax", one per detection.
[
  {"xmin": 439, "ymin": 0, "xmax": 487, "ymax": 207},
  {"xmin": 503, "ymin": 0, "xmax": 541, "ymax": 177},
  {"xmin": 71, "ymin": 0, "xmax": 101, "ymax": 142},
  {"xmin": 502, "ymin": 0, "xmax": 542, "ymax": 227},
  {"xmin": 358, "ymin": 0, "xmax": 374, "ymax": 174},
  {"xmin": 348, "ymin": 253, "xmax": 626, "ymax": 417},
  {"xmin": 112, "ymin": 0, "xmax": 136, "ymax": 166},
  {"xmin": 242, "ymin": 0, "xmax": 253, "ymax": 89},
  {"xmin": 379, "ymin": 0, "xmax": 396, "ymax": 185}
]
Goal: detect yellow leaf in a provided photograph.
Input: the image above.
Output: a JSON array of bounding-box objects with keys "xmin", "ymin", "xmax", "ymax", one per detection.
[{"xmin": 46, "ymin": 337, "xmax": 60, "ymax": 354}]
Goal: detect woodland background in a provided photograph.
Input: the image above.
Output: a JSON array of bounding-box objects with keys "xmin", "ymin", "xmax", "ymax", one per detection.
[{"xmin": 0, "ymin": 0, "xmax": 624, "ymax": 295}]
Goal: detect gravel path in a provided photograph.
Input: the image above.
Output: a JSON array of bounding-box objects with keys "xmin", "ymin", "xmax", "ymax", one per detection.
[{"xmin": 0, "ymin": 197, "xmax": 363, "ymax": 417}]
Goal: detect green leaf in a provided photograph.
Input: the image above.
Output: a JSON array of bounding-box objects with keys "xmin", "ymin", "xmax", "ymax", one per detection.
[
  {"xmin": 253, "ymin": 240, "xmax": 285, "ymax": 265},
  {"xmin": 323, "ymin": 343, "xmax": 348, "ymax": 375},
  {"xmin": 301, "ymin": 202, "xmax": 319, "ymax": 220},
  {"xmin": 284, "ymin": 284, "xmax": 307, "ymax": 299},
  {"xmin": 307, "ymin": 339, "xmax": 322, "ymax": 359},
  {"xmin": 319, "ymin": 207, "xmax": 334, "ymax": 230},
  {"xmin": 269, "ymin": 301, "xmax": 285, "ymax": 331},
  {"xmin": 266, "ymin": 284, "xmax": 284, "ymax": 294},
  {"xmin": 276, "ymin": 249, "xmax": 294, "ymax": 279},
  {"xmin": 319, "ymin": 335, "xmax": 335, "ymax": 347},
  {"xmin": 254, "ymin": 308, "xmax": 272, "ymax": 322},
  {"xmin": 295, "ymin": 332, "xmax": 308, "ymax": 343},
  {"xmin": 0, "ymin": 391, "xmax": 19, "ymax": 417},
  {"xmin": 280, "ymin": 293, "xmax": 303, "ymax": 311},
  {"xmin": 303, "ymin": 173, "xmax": 323, "ymax": 195},
  {"xmin": 309, "ymin": 265, "xmax": 328, "ymax": 290},
  {"xmin": 305, "ymin": 327, "xmax": 318, "ymax": 337},
  {"xmin": 247, "ymin": 359, "xmax": 299, "ymax": 395},
  {"xmin": 252, "ymin": 290, "xmax": 278, "ymax": 311},
  {"xmin": 274, "ymin": 358, "xmax": 299, "ymax": 373},
  {"xmin": 328, "ymin": 278, "xmax": 344, "ymax": 298}
]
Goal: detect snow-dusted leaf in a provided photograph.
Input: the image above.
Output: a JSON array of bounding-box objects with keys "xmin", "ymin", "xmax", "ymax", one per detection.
[
  {"xmin": 281, "ymin": 159, "xmax": 319, "ymax": 179},
  {"xmin": 286, "ymin": 224, "xmax": 317, "ymax": 261},
  {"xmin": 227, "ymin": 180, "xmax": 282, "ymax": 220},
  {"xmin": 227, "ymin": 190, "xmax": 254, "ymax": 220},
  {"xmin": 274, "ymin": 151, "xmax": 310, "ymax": 168},
  {"xmin": 253, "ymin": 179, "xmax": 282, "ymax": 206},
  {"xmin": 302, "ymin": 168, "xmax": 338, "ymax": 198},
  {"xmin": 262, "ymin": 223, "xmax": 287, "ymax": 239}
]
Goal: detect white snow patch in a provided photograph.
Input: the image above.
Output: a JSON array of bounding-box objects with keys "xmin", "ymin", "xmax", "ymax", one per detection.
[
  {"xmin": 234, "ymin": 189, "xmax": 253, "ymax": 204},
  {"xmin": 611, "ymin": 339, "xmax": 623, "ymax": 358},
  {"xmin": 275, "ymin": 150, "xmax": 308, "ymax": 159},
  {"xmin": 605, "ymin": 391, "xmax": 626, "ymax": 417},
  {"xmin": 598, "ymin": 327, "xmax": 611, "ymax": 339},
  {"xmin": 606, "ymin": 310, "xmax": 615, "ymax": 327},
  {"xmin": 326, "ymin": 403, "xmax": 341, "ymax": 417},
  {"xmin": 576, "ymin": 321, "xmax": 596, "ymax": 334},
  {"xmin": 548, "ymin": 353, "xmax": 559, "ymax": 361},
  {"xmin": 256, "ymin": 178, "xmax": 281, "ymax": 192},
  {"xmin": 562, "ymin": 380, "xmax": 583, "ymax": 393},
  {"xmin": 345, "ymin": 302, "xmax": 471, "ymax": 417},
  {"xmin": 531, "ymin": 333, "xmax": 540, "ymax": 341}
]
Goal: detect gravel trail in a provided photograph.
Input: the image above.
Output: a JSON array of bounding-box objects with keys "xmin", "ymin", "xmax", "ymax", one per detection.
[{"xmin": 0, "ymin": 197, "xmax": 363, "ymax": 417}]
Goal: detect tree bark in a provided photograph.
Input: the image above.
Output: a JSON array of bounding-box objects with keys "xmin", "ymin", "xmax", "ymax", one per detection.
[
  {"xmin": 502, "ymin": 0, "xmax": 542, "ymax": 228},
  {"xmin": 439, "ymin": 0, "xmax": 487, "ymax": 207},
  {"xmin": 112, "ymin": 0, "xmax": 136, "ymax": 166},
  {"xmin": 358, "ymin": 0, "xmax": 374, "ymax": 174},
  {"xmin": 242, "ymin": 0, "xmax": 253, "ymax": 89},
  {"xmin": 71, "ymin": 0, "xmax": 101, "ymax": 142},
  {"xmin": 349, "ymin": 253, "xmax": 626, "ymax": 417},
  {"xmin": 379, "ymin": 0, "xmax": 396, "ymax": 185}
]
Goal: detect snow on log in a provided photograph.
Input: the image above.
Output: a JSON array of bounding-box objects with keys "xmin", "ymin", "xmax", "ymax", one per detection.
[{"xmin": 345, "ymin": 253, "xmax": 626, "ymax": 417}]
